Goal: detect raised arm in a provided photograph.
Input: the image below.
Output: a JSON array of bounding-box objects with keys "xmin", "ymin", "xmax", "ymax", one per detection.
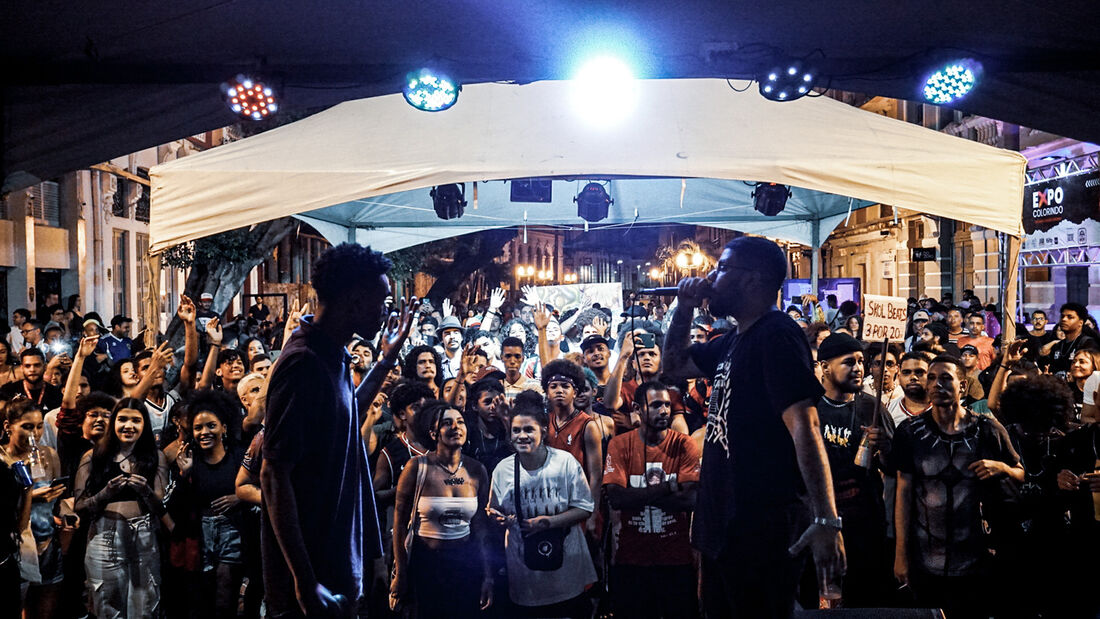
[
  {"xmin": 131, "ymin": 342, "xmax": 173, "ymax": 402},
  {"xmin": 604, "ymin": 332, "xmax": 637, "ymax": 412},
  {"xmin": 662, "ymin": 278, "xmax": 708, "ymax": 381},
  {"xmin": 987, "ymin": 339, "xmax": 1026, "ymax": 415},
  {"xmin": 177, "ymin": 295, "xmax": 200, "ymax": 391},
  {"xmin": 64, "ymin": 335, "xmax": 99, "ymax": 409},
  {"xmin": 356, "ymin": 297, "xmax": 420, "ymax": 416},
  {"xmin": 533, "ymin": 304, "xmax": 553, "ymax": 369},
  {"xmin": 197, "ymin": 317, "xmax": 223, "ymax": 389}
]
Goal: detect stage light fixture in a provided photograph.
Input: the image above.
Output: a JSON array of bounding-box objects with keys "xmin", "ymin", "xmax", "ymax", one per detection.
[
  {"xmin": 922, "ymin": 60, "xmax": 980, "ymax": 105},
  {"xmin": 574, "ymin": 182, "xmax": 613, "ymax": 223},
  {"xmin": 403, "ymin": 69, "xmax": 460, "ymax": 112},
  {"xmin": 758, "ymin": 61, "xmax": 818, "ymax": 102},
  {"xmin": 752, "ymin": 182, "xmax": 792, "ymax": 216},
  {"xmin": 430, "ymin": 183, "xmax": 467, "ymax": 220},
  {"xmin": 571, "ymin": 56, "xmax": 637, "ymax": 125},
  {"xmin": 222, "ymin": 75, "xmax": 278, "ymax": 120}
]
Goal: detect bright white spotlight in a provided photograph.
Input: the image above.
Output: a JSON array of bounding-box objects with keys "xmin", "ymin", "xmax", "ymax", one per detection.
[{"xmin": 571, "ymin": 56, "xmax": 637, "ymax": 125}]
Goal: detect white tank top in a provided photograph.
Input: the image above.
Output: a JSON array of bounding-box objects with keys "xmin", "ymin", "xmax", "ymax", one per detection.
[{"xmin": 416, "ymin": 496, "xmax": 478, "ymax": 540}]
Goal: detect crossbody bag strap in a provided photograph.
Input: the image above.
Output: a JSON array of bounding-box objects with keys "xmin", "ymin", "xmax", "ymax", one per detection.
[
  {"xmin": 513, "ymin": 456, "xmax": 523, "ymax": 522},
  {"xmin": 406, "ymin": 456, "xmax": 428, "ymax": 543}
]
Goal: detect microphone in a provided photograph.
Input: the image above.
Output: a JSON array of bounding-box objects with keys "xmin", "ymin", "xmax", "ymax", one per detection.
[{"xmin": 638, "ymin": 287, "xmax": 681, "ymax": 296}]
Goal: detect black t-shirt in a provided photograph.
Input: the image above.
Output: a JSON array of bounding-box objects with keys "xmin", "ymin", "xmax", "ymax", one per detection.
[
  {"xmin": 1025, "ymin": 329, "xmax": 1056, "ymax": 362},
  {"xmin": 193, "ymin": 449, "xmax": 243, "ymax": 516},
  {"xmin": 891, "ymin": 411, "xmax": 1019, "ymax": 577},
  {"xmin": 1050, "ymin": 333, "xmax": 1100, "ymax": 374},
  {"xmin": 262, "ymin": 317, "xmax": 380, "ymax": 613},
  {"xmin": 463, "ymin": 418, "xmax": 512, "ymax": 474},
  {"xmin": 0, "ymin": 380, "xmax": 62, "ymax": 413},
  {"xmin": 815, "ymin": 392, "xmax": 884, "ymax": 529},
  {"xmin": 0, "ymin": 461, "xmax": 23, "ymax": 559},
  {"xmin": 688, "ymin": 310, "xmax": 825, "ymax": 557}
]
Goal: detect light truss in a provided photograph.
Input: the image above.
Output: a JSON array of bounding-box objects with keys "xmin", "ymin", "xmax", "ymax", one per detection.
[
  {"xmin": 1026, "ymin": 152, "xmax": 1100, "ymax": 184},
  {"xmin": 1019, "ymin": 245, "xmax": 1100, "ymax": 267}
]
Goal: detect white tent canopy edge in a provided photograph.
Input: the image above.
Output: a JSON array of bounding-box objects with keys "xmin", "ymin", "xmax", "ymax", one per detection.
[{"xmin": 150, "ymin": 78, "xmax": 1027, "ymax": 255}]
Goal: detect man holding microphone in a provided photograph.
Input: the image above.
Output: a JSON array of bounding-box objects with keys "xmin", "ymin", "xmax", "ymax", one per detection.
[{"xmin": 662, "ymin": 236, "xmax": 845, "ymax": 618}]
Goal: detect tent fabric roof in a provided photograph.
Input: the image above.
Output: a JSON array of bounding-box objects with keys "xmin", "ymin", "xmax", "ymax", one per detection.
[
  {"xmin": 5, "ymin": 1, "xmax": 1100, "ymax": 191},
  {"xmin": 150, "ymin": 78, "xmax": 1025, "ymax": 253}
]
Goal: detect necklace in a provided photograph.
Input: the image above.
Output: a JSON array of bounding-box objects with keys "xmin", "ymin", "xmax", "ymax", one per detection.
[
  {"xmin": 435, "ymin": 457, "xmax": 465, "ymax": 486},
  {"xmin": 820, "ymin": 395, "xmax": 852, "ymax": 408}
]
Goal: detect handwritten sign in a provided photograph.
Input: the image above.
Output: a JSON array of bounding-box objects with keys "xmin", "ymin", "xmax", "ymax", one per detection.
[{"xmin": 861, "ymin": 294, "xmax": 908, "ymax": 342}]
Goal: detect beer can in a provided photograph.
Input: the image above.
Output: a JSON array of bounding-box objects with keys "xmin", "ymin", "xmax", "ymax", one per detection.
[{"xmin": 853, "ymin": 433, "xmax": 873, "ymax": 469}]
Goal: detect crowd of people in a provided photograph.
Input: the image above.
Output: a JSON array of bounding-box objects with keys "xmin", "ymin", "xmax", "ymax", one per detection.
[{"xmin": 1, "ymin": 238, "xmax": 1098, "ymax": 619}]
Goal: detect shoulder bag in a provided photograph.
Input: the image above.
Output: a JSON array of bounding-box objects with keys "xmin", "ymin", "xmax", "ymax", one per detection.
[{"xmin": 513, "ymin": 456, "xmax": 567, "ymax": 571}]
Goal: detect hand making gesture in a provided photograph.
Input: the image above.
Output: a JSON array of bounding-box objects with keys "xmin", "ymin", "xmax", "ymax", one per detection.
[
  {"xmin": 177, "ymin": 294, "xmax": 197, "ymax": 325},
  {"xmin": 76, "ymin": 335, "xmax": 100, "ymax": 359},
  {"xmin": 205, "ymin": 317, "xmax": 223, "ymax": 346},
  {"xmin": 378, "ymin": 296, "xmax": 422, "ymax": 362},
  {"xmin": 532, "ymin": 304, "xmax": 551, "ymax": 332}
]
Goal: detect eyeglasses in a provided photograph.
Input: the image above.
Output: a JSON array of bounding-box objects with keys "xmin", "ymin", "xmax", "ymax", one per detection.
[{"xmin": 20, "ymin": 327, "xmax": 39, "ymax": 335}]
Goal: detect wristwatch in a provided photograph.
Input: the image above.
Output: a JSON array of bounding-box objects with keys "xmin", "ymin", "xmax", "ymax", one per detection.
[{"xmin": 812, "ymin": 516, "xmax": 843, "ymax": 530}]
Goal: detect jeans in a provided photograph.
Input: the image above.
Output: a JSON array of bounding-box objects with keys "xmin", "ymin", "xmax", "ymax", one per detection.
[{"xmin": 85, "ymin": 514, "xmax": 161, "ymax": 618}]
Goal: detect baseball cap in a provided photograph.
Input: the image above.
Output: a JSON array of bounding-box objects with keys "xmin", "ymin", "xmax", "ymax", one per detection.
[
  {"xmin": 580, "ymin": 335, "xmax": 610, "ymax": 352},
  {"xmin": 199, "ymin": 293, "xmax": 214, "ymax": 301},
  {"xmin": 911, "ymin": 310, "xmax": 930, "ymax": 322},
  {"xmin": 960, "ymin": 344, "xmax": 979, "ymax": 356},
  {"xmin": 82, "ymin": 317, "xmax": 104, "ymax": 330}
]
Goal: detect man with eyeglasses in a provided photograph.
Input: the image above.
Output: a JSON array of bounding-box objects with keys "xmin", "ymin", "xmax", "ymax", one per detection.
[
  {"xmin": 663, "ymin": 236, "xmax": 844, "ymax": 618},
  {"xmin": 863, "ymin": 341, "xmax": 903, "ymax": 406},
  {"xmin": 1024, "ymin": 310, "xmax": 1055, "ymax": 362},
  {"xmin": 18, "ymin": 319, "xmax": 49, "ymax": 356}
]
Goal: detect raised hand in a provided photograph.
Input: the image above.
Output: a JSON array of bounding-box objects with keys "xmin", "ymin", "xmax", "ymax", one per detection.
[
  {"xmin": 441, "ymin": 298, "xmax": 454, "ymax": 318},
  {"xmin": 488, "ymin": 288, "xmax": 506, "ymax": 313},
  {"xmin": 177, "ymin": 295, "xmax": 197, "ymax": 324},
  {"xmin": 152, "ymin": 341, "xmax": 174, "ymax": 369},
  {"xmin": 520, "ymin": 285, "xmax": 543, "ymax": 308},
  {"xmin": 1002, "ymin": 339, "xmax": 1028, "ymax": 364},
  {"xmin": 459, "ymin": 343, "xmax": 483, "ymax": 376},
  {"xmin": 379, "ymin": 296, "xmax": 422, "ymax": 362},
  {"xmin": 284, "ymin": 302, "xmax": 310, "ymax": 342},
  {"xmin": 590, "ymin": 315, "xmax": 608, "ymax": 337},
  {"xmin": 205, "ymin": 317, "xmax": 223, "ymax": 345},
  {"xmin": 533, "ymin": 304, "xmax": 551, "ymax": 331},
  {"xmin": 77, "ymin": 335, "xmax": 100, "ymax": 359}
]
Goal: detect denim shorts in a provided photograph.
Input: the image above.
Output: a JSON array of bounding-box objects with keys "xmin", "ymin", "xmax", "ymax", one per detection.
[
  {"xmin": 201, "ymin": 514, "xmax": 243, "ymax": 571},
  {"xmin": 85, "ymin": 513, "xmax": 160, "ymax": 618}
]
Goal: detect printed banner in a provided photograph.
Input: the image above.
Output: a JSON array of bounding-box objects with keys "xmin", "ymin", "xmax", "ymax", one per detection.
[
  {"xmin": 525, "ymin": 282, "xmax": 624, "ymax": 335},
  {"xmin": 861, "ymin": 294, "xmax": 908, "ymax": 342}
]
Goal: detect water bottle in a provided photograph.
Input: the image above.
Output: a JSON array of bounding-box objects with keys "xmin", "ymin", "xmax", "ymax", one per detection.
[{"xmin": 28, "ymin": 435, "xmax": 47, "ymax": 481}]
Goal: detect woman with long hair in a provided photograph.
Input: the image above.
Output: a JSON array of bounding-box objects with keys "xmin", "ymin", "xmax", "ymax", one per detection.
[
  {"xmin": 1, "ymin": 399, "xmax": 67, "ymax": 618},
  {"xmin": 0, "ymin": 339, "xmax": 22, "ymax": 387},
  {"xmin": 74, "ymin": 397, "xmax": 169, "ymax": 618},
  {"xmin": 488, "ymin": 391, "xmax": 596, "ymax": 617},
  {"xmin": 390, "ymin": 401, "xmax": 492, "ymax": 617},
  {"xmin": 104, "ymin": 358, "xmax": 141, "ymax": 399},
  {"xmin": 175, "ymin": 390, "xmax": 244, "ymax": 619}
]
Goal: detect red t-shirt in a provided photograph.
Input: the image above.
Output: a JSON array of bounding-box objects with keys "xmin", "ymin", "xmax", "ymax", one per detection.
[
  {"xmin": 615, "ymin": 380, "xmax": 687, "ymax": 435},
  {"xmin": 603, "ymin": 430, "xmax": 701, "ymax": 566}
]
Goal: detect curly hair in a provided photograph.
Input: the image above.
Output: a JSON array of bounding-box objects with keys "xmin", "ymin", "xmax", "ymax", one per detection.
[
  {"xmin": 999, "ymin": 374, "xmax": 1074, "ymax": 432},
  {"xmin": 501, "ymin": 318, "xmax": 537, "ymax": 357},
  {"xmin": 402, "ymin": 344, "xmax": 444, "ymax": 391},
  {"xmin": 185, "ymin": 388, "xmax": 242, "ymax": 451},
  {"xmin": 540, "ymin": 358, "xmax": 586, "ymax": 392},
  {"xmin": 310, "ymin": 243, "xmax": 392, "ymax": 305}
]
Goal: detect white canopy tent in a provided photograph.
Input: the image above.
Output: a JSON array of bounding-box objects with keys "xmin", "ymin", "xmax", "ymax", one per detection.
[
  {"xmin": 150, "ymin": 78, "xmax": 1027, "ymax": 252},
  {"xmin": 149, "ymin": 78, "xmax": 1027, "ymax": 327}
]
